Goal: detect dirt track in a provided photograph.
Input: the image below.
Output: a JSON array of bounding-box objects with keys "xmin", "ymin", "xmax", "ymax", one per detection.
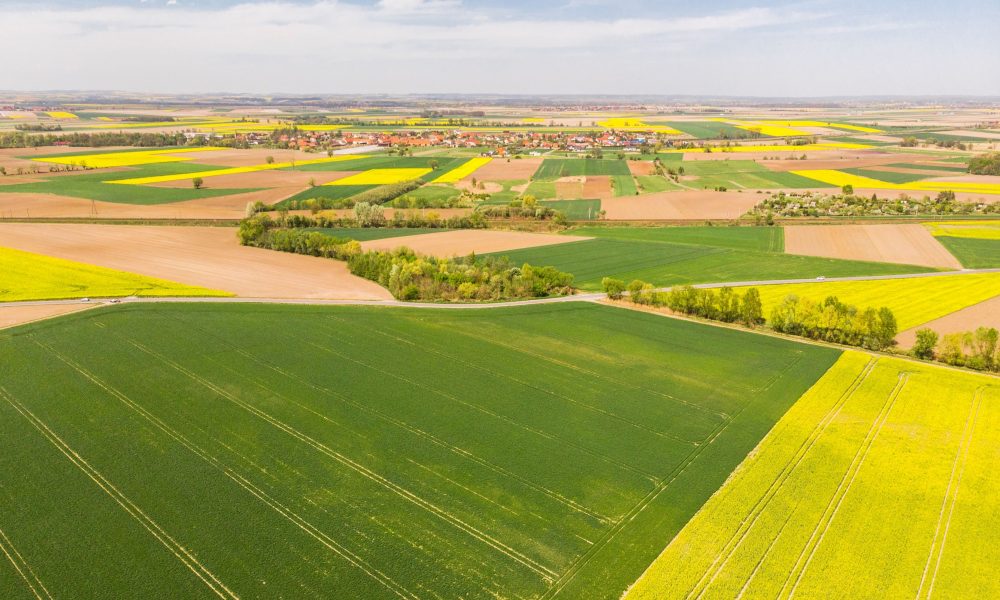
[
  {"xmin": 896, "ymin": 295, "xmax": 1000, "ymax": 348},
  {"xmin": 784, "ymin": 224, "xmax": 963, "ymax": 269},
  {"xmin": 0, "ymin": 223, "xmax": 392, "ymax": 300},
  {"xmin": 359, "ymin": 229, "xmax": 590, "ymax": 256}
]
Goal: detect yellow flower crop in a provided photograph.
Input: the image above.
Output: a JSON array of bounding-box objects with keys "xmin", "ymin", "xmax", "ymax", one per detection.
[
  {"xmin": 598, "ymin": 117, "xmax": 683, "ymax": 134},
  {"xmin": 626, "ymin": 352, "xmax": 1000, "ymax": 600},
  {"xmin": 925, "ymin": 220, "xmax": 1000, "ymax": 239},
  {"xmin": 727, "ymin": 272, "xmax": 1000, "ymax": 330},
  {"xmin": 107, "ymin": 155, "xmax": 365, "ymax": 185},
  {"xmin": 326, "ymin": 168, "xmax": 431, "ymax": 186},
  {"xmin": 0, "ymin": 246, "xmax": 230, "ymax": 302},
  {"xmin": 45, "ymin": 111, "xmax": 78, "ymax": 119},
  {"xmin": 792, "ymin": 169, "xmax": 1000, "ymax": 195},
  {"xmin": 431, "ymin": 157, "xmax": 492, "ymax": 183},
  {"xmin": 34, "ymin": 147, "xmax": 227, "ymax": 169}
]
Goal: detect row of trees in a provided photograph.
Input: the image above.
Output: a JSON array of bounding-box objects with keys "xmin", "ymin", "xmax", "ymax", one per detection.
[
  {"xmin": 607, "ymin": 279, "xmax": 898, "ymax": 351},
  {"xmin": 912, "ymin": 327, "xmax": 999, "ymax": 372},
  {"xmin": 753, "ymin": 190, "xmax": 1000, "ymax": 217},
  {"xmin": 969, "ymin": 152, "xmax": 1000, "ymax": 176},
  {"xmin": 348, "ymin": 249, "xmax": 575, "ymax": 302},
  {"xmin": 604, "ymin": 279, "xmax": 765, "ymax": 328},
  {"xmin": 0, "ymin": 131, "xmax": 208, "ymax": 149}
]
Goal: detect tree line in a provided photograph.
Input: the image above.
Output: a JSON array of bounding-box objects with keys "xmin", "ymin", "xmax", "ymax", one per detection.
[
  {"xmin": 912, "ymin": 326, "xmax": 999, "ymax": 373},
  {"xmin": 607, "ymin": 279, "xmax": 898, "ymax": 351}
]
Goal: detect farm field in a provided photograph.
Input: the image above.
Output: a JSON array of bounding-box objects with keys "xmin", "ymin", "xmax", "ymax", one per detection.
[
  {"xmin": 533, "ymin": 159, "xmax": 632, "ymax": 180},
  {"xmin": 0, "ymin": 302, "xmax": 840, "ymax": 599},
  {"xmin": 728, "ymin": 271, "xmax": 1000, "ymax": 331},
  {"xmin": 680, "ymin": 160, "xmax": 823, "ymax": 190},
  {"xmin": 626, "ymin": 352, "xmax": 1000, "ymax": 600},
  {"xmin": 0, "ymin": 246, "xmax": 228, "ymax": 302},
  {"xmin": 570, "ymin": 226, "xmax": 784, "ymax": 252},
  {"xmin": 783, "ymin": 224, "xmax": 963, "ymax": 269},
  {"xmin": 896, "ymin": 295, "xmax": 1000, "ymax": 348},
  {"xmin": 0, "ymin": 223, "xmax": 392, "ymax": 300},
  {"xmin": 358, "ymin": 229, "xmax": 590, "ymax": 256},
  {"xmin": 491, "ymin": 232, "xmax": 932, "ymax": 291},
  {"xmin": 926, "ymin": 220, "xmax": 1000, "ymax": 268}
]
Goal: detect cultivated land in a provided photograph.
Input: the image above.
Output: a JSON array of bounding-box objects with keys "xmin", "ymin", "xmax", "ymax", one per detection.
[
  {"xmin": 626, "ymin": 352, "xmax": 1000, "ymax": 600},
  {"xmin": 896, "ymin": 295, "xmax": 1000, "ymax": 348},
  {"xmin": 0, "ymin": 246, "xmax": 227, "ymax": 302},
  {"xmin": 358, "ymin": 229, "xmax": 591, "ymax": 256},
  {"xmin": 0, "ymin": 223, "xmax": 391, "ymax": 300},
  {"xmin": 784, "ymin": 224, "xmax": 963, "ymax": 270},
  {"xmin": 728, "ymin": 272, "xmax": 1000, "ymax": 331},
  {"xmin": 0, "ymin": 302, "xmax": 840, "ymax": 599},
  {"xmin": 491, "ymin": 231, "xmax": 935, "ymax": 291}
]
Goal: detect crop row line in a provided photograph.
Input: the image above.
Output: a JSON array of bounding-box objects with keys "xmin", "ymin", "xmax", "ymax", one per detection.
[
  {"xmin": 0, "ymin": 384, "xmax": 240, "ymax": 600},
  {"xmin": 35, "ymin": 338, "xmax": 420, "ymax": 600},
  {"xmin": 0, "ymin": 525, "xmax": 52, "ymax": 600},
  {"xmin": 686, "ymin": 356, "xmax": 879, "ymax": 599},
  {"xmin": 123, "ymin": 337, "xmax": 560, "ymax": 582}
]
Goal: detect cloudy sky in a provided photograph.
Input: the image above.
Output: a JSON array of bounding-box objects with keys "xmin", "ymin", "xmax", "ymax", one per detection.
[{"xmin": 3, "ymin": 0, "xmax": 998, "ymax": 96}]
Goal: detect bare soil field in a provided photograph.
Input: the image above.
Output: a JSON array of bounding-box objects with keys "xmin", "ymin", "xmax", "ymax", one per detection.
[
  {"xmin": 600, "ymin": 190, "xmax": 762, "ymax": 220},
  {"xmin": 359, "ymin": 229, "xmax": 590, "ymax": 256},
  {"xmin": 454, "ymin": 180, "xmax": 501, "ymax": 193},
  {"xmin": 942, "ymin": 129, "xmax": 1000, "ymax": 140},
  {"xmin": 922, "ymin": 174, "xmax": 1000, "ymax": 185},
  {"xmin": 784, "ymin": 224, "xmax": 963, "ymax": 269},
  {"xmin": 0, "ymin": 303, "xmax": 95, "ymax": 330},
  {"xmin": 310, "ymin": 207, "xmax": 474, "ymax": 220},
  {"xmin": 0, "ymin": 223, "xmax": 391, "ymax": 300},
  {"xmin": 681, "ymin": 149, "xmax": 883, "ymax": 162},
  {"xmin": 628, "ymin": 161, "xmax": 656, "ymax": 176},
  {"xmin": 896, "ymin": 295, "xmax": 1000, "ymax": 348},
  {"xmin": 583, "ymin": 176, "xmax": 615, "ymax": 200},
  {"xmin": 182, "ymin": 148, "xmax": 329, "ymax": 167},
  {"xmin": 556, "ymin": 180, "xmax": 585, "ymax": 199},
  {"xmin": 463, "ymin": 158, "xmax": 542, "ymax": 181},
  {"xmin": 0, "ymin": 188, "xmax": 293, "ymax": 219},
  {"xmin": 760, "ymin": 153, "xmax": 921, "ymax": 172},
  {"xmin": 148, "ymin": 170, "xmax": 354, "ymax": 188}
]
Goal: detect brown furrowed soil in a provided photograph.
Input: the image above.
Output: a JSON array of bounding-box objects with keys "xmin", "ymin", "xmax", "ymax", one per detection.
[
  {"xmin": 896, "ymin": 295, "xmax": 1000, "ymax": 348},
  {"xmin": 784, "ymin": 224, "xmax": 963, "ymax": 269},
  {"xmin": 583, "ymin": 176, "xmax": 615, "ymax": 200},
  {"xmin": 0, "ymin": 223, "xmax": 392, "ymax": 299},
  {"xmin": 463, "ymin": 158, "xmax": 542, "ymax": 181},
  {"xmin": 0, "ymin": 303, "xmax": 96, "ymax": 330},
  {"xmin": 359, "ymin": 229, "xmax": 590, "ymax": 256},
  {"xmin": 600, "ymin": 191, "xmax": 761, "ymax": 220},
  {"xmin": 627, "ymin": 161, "xmax": 656, "ymax": 176}
]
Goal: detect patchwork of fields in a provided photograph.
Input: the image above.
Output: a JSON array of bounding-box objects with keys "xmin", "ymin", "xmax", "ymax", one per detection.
[
  {"xmin": 627, "ymin": 352, "xmax": 1000, "ymax": 599},
  {"xmin": 0, "ymin": 302, "xmax": 840, "ymax": 599}
]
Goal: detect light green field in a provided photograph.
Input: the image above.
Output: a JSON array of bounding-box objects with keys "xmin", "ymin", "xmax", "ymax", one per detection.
[
  {"xmin": 0, "ymin": 302, "xmax": 839, "ymax": 599},
  {"xmin": 627, "ymin": 351, "xmax": 1000, "ymax": 599},
  {"xmin": 0, "ymin": 246, "xmax": 228, "ymax": 302}
]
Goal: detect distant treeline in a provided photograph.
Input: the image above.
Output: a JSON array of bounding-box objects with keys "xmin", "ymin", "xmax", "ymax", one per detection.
[
  {"xmin": 912, "ymin": 326, "xmax": 998, "ymax": 373},
  {"xmin": 0, "ymin": 131, "xmax": 204, "ymax": 148},
  {"xmin": 969, "ymin": 152, "xmax": 1000, "ymax": 176},
  {"xmin": 752, "ymin": 190, "xmax": 1000, "ymax": 218}
]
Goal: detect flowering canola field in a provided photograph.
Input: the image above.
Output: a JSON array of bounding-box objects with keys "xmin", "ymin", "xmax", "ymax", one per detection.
[
  {"xmin": 326, "ymin": 168, "xmax": 431, "ymax": 186},
  {"xmin": 45, "ymin": 111, "xmax": 78, "ymax": 119},
  {"xmin": 925, "ymin": 220, "xmax": 1000, "ymax": 240},
  {"xmin": 728, "ymin": 271, "xmax": 1000, "ymax": 330},
  {"xmin": 107, "ymin": 155, "xmax": 365, "ymax": 185},
  {"xmin": 626, "ymin": 351, "xmax": 1000, "ymax": 600},
  {"xmin": 792, "ymin": 169, "xmax": 1000, "ymax": 195},
  {"xmin": 431, "ymin": 157, "xmax": 492, "ymax": 183},
  {"xmin": 33, "ymin": 147, "xmax": 226, "ymax": 169},
  {"xmin": 598, "ymin": 118, "xmax": 683, "ymax": 134},
  {"xmin": 0, "ymin": 246, "xmax": 229, "ymax": 302}
]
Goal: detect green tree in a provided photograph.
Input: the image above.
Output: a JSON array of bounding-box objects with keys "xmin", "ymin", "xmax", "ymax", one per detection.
[
  {"xmin": 192, "ymin": 177, "xmax": 204, "ymax": 189},
  {"xmin": 626, "ymin": 279, "xmax": 646, "ymax": 303},
  {"xmin": 265, "ymin": 155, "xmax": 275, "ymax": 164},
  {"xmin": 912, "ymin": 328, "xmax": 938, "ymax": 359},
  {"xmin": 602, "ymin": 277, "xmax": 626, "ymax": 300},
  {"xmin": 842, "ymin": 184, "xmax": 854, "ymax": 195},
  {"xmin": 740, "ymin": 288, "xmax": 764, "ymax": 327}
]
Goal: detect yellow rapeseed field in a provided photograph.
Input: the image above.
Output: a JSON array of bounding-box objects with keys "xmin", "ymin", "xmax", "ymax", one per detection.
[
  {"xmin": 108, "ymin": 155, "xmax": 365, "ymax": 185},
  {"xmin": 727, "ymin": 271, "xmax": 1000, "ymax": 330},
  {"xmin": 758, "ymin": 120, "xmax": 883, "ymax": 133},
  {"xmin": 431, "ymin": 157, "xmax": 492, "ymax": 183},
  {"xmin": 925, "ymin": 220, "xmax": 1000, "ymax": 239},
  {"xmin": 792, "ymin": 169, "xmax": 1000, "ymax": 195},
  {"xmin": 598, "ymin": 117, "xmax": 683, "ymax": 134},
  {"xmin": 626, "ymin": 352, "xmax": 1000, "ymax": 600},
  {"xmin": 711, "ymin": 118, "xmax": 811, "ymax": 137},
  {"xmin": 0, "ymin": 246, "xmax": 229, "ymax": 302},
  {"xmin": 326, "ymin": 168, "xmax": 431, "ymax": 186},
  {"xmin": 45, "ymin": 111, "xmax": 78, "ymax": 119},
  {"xmin": 34, "ymin": 147, "xmax": 226, "ymax": 169}
]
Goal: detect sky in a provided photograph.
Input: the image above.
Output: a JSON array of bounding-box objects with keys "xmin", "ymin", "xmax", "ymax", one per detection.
[{"xmin": 2, "ymin": 0, "xmax": 998, "ymax": 97}]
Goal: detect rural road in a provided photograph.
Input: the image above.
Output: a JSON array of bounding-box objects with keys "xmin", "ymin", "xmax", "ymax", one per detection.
[{"xmin": 5, "ymin": 267, "xmax": 998, "ymax": 314}]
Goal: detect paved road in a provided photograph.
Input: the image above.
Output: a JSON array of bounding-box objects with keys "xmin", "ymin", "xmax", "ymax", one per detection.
[{"xmin": 4, "ymin": 267, "xmax": 997, "ymax": 313}]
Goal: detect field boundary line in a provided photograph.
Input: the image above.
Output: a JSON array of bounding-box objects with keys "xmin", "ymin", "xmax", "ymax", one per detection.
[
  {"xmin": 335, "ymin": 316, "xmax": 700, "ymax": 446},
  {"xmin": 124, "ymin": 338, "xmax": 560, "ymax": 582},
  {"xmin": 782, "ymin": 371, "xmax": 910, "ymax": 599},
  {"xmin": 916, "ymin": 386, "xmax": 987, "ymax": 600},
  {"xmin": 33, "ymin": 340, "xmax": 419, "ymax": 600},
  {"xmin": 0, "ymin": 527, "xmax": 52, "ymax": 600},
  {"xmin": 0, "ymin": 385, "xmax": 239, "ymax": 600},
  {"xmin": 686, "ymin": 357, "xmax": 879, "ymax": 599}
]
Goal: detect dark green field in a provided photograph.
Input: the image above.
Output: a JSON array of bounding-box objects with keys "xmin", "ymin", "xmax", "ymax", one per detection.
[
  {"xmin": 0, "ymin": 162, "xmax": 254, "ymax": 205},
  {"xmin": 611, "ymin": 175, "xmax": 638, "ymax": 196},
  {"xmin": 492, "ymin": 228, "xmax": 935, "ymax": 290},
  {"xmin": 840, "ymin": 168, "xmax": 930, "ymax": 184},
  {"xmin": 934, "ymin": 236, "xmax": 1000, "ymax": 268},
  {"xmin": 681, "ymin": 160, "xmax": 820, "ymax": 189},
  {"xmin": 573, "ymin": 226, "xmax": 784, "ymax": 252},
  {"xmin": 539, "ymin": 199, "xmax": 602, "ymax": 220},
  {"xmin": 662, "ymin": 121, "xmax": 748, "ymax": 139},
  {"xmin": 533, "ymin": 159, "xmax": 632, "ymax": 181},
  {"xmin": 0, "ymin": 302, "xmax": 840, "ymax": 600}
]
